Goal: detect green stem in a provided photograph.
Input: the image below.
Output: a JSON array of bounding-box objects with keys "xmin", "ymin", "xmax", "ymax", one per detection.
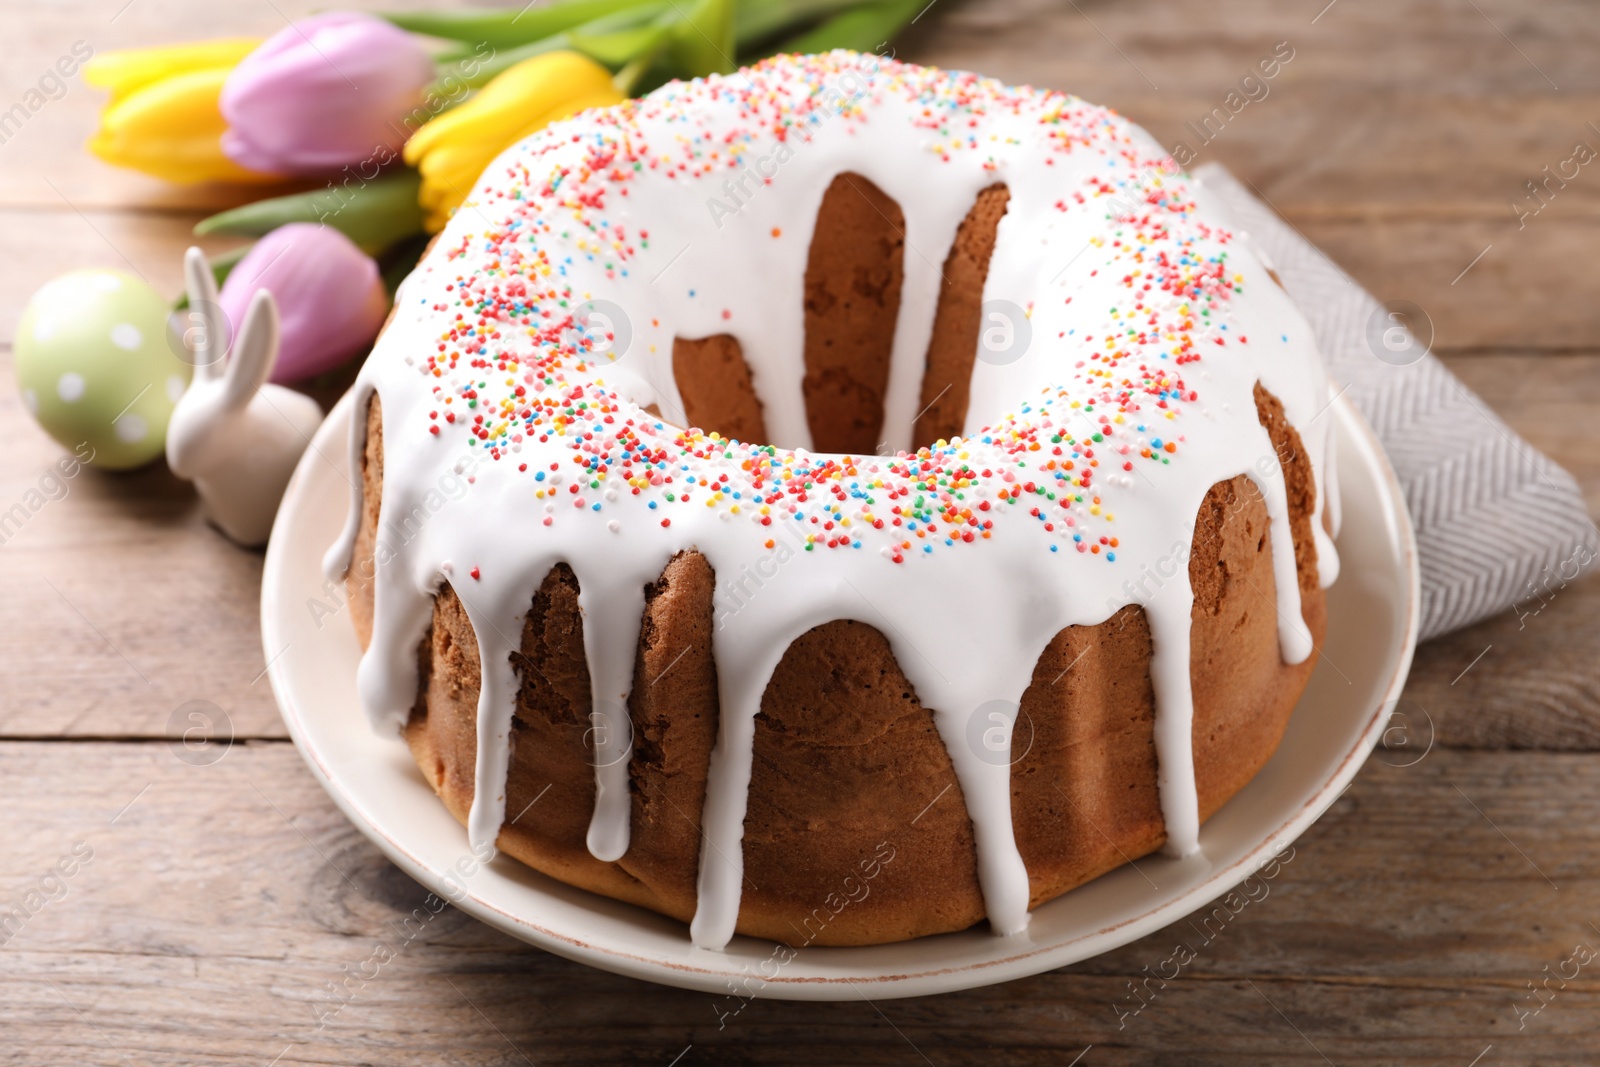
[
  {"xmin": 436, "ymin": 34, "xmax": 574, "ymax": 92},
  {"xmin": 734, "ymin": 0, "xmax": 881, "ymax": 51},
  {"xmin": 194, "ymin": 170, "xmax": 425, "ymax": 255},
  {"xmin": 410, "ymin": 0, "xmax": 903, "ymax": 100},
  {"xmin": 381, "ymin": 0, "xmax": 650, "ymax": 49},
  {"xmin": 430, "ymin": 3, "xmax": 675, "ymax": 87},
  {"xmin": 570, "ymin": 3, "xmax": 678, "ymax": 67},
  {"xmin": 666, "ymin": 0, "xmax": 738, "ymax": 77},
  {"xmin": 613, "ymin": 43, "xmax": 668, "ymax": 94},
  {"xmin": 776, "ymin": 0, "xmax": 923, "ymax": 54}
]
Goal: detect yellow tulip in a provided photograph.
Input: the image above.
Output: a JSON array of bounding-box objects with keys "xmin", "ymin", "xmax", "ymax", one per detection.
[
  {"xmin": 404, "ymin": 51, "xmax": 623, "ymax": 231},
  {"xmin": 85, "ymin": 39, "xmax": 280, "ymax": 184}
]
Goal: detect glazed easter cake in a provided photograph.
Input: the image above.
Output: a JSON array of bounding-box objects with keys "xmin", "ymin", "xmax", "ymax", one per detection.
[{"xmin": 328, "ymin": 51, "xmax": 1339, "ymax": 949}]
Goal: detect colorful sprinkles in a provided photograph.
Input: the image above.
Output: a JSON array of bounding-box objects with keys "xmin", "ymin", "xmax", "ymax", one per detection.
[{"xmin": 403, "ymin": 52, "xmax": 1253, "ymax": 564}]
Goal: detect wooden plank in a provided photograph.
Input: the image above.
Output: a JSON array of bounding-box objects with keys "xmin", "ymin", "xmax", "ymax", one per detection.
[
  {"xmin": 1405, "ymin": 568, "xmax": 1600, "ymax": 751},
  {"xmin": 3, "ymin": 741, "xmax": 1600, "ymax": 1063},
  {"xmin": 918, "ymin": 0, "xmax": 1600, "ymax": 103},
  {"xmin": 5, "ymin": 0, "xmax": 1600, "ymax": 220},
  {"xmin": 0, "ymin": 208, "xmax": 279, "ymax": 740},
  {"xmin": 1399, "ymin": 352, "xmax": 1600, "ymax": 750},
  {"xmin": 0, "ymin": 207, "xmax": 244, "ymax": 339},
  {"xmin": 913, "ymin": 0, "xmax": 1600, "ymax": 348},
  {"xmin": 916, "ymin": 0, "xmax": 1600, "ymax": 210},
  {"xmin": 1440, "ymin": 352, "xmax": 1600, "ymax": 514},
  {"xmin": 1298, "ymin": 215, "xmax": 1600, "ymax": 350},
  {"xmin": 0, "ymin": 510, "xmax": 283, "ymax": 742}
]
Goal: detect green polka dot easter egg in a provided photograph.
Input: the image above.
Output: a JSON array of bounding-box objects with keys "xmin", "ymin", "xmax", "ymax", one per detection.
[{"xmin": 14, "ymin": 269, "xmax": 192, "ymax": 470}]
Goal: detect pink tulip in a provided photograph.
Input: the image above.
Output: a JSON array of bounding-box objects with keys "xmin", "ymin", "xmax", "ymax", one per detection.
[
  {"xmin": 220, "ymin": 223, "xmax": 388, "ymax": 383},
  {"xmin": 219, "ymin": 12, "xmax": 434, "ymax": 176}
]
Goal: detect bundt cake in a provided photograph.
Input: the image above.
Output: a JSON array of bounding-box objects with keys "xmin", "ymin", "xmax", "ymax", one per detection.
[{"xmin": 327, "ymin": 51, "xmax": 1340, "ymax": 949}]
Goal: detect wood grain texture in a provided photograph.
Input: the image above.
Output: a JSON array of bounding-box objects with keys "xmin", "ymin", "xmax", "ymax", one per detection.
[
  {"xmin": 911, "ymin": 0, "xmax": 1600, "ymax": 350},
  {"xmin": 3, "ymin": 742, "xmax": 1600, "ymax": 1064},
  {"xmin": 1440, "ymin": 352, "xmax": 1600, "ymax": 515},
  {"xmin": 2, "ymin": 0, "xmax": 1600, "ymax": 1059}
]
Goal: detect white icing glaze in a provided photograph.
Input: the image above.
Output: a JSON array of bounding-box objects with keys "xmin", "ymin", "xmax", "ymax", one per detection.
[{"xmin": 326, "ymin": 52, "xmax": 1339, "ymax": 949}]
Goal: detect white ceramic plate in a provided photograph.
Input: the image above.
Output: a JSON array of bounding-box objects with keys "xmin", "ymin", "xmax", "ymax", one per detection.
[{"xmin": 263, "ymin": 390, "xmax": 1418, "ymax": 1001}]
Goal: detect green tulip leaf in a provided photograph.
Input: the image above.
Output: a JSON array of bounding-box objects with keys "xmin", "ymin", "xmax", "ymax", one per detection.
[
  {"xmin": 443, "ymin": 35, "xmax": 579, "ymax": 91},
  {"xmin": 667, "ymin": 0, "xmax": 737, "ymax": 77},
  {"xmin": 194, "ymin": 171, "xmax": 426, "ymax": 255},
  {"xmin": 734, "ymin": 0, "xmax": 880, "ymax": 51},
  {"xmin": 569, "ymin": 3, "xmax": 678, "ymax": 66},
  {"xmin": 777, "ymin": 0, "xmax": 923, "ymax": 54},
  {"xmin": 382, "ymin": 0, "xmax": 650, "ymax": 49}
]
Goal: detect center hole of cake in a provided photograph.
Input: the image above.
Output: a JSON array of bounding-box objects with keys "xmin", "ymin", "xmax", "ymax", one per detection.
[{"xmin": 669, "ymin": 174, "xmax": 1010, "ymax": 456}]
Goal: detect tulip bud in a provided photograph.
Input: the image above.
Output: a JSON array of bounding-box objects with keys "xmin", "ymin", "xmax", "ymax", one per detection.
[
  {"xmin": 220, "ymin": 12, "xmax": 435, "ymax": 177},
  {"xmin": 84, "ymin": 38, "xmax": 276, "ymax": 185},
  {"xmin": 403, "ymin": 50, "xmax": 623, "ymax": 232},
  {"xmin": 219, "ymin": 224, "xmax": 388, "ymax": 383}
]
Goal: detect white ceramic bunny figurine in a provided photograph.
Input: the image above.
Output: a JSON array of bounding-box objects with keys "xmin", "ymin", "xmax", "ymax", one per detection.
[{"xmin": 167, "ymin": 247, "xmax": 324, "ymax": 547}]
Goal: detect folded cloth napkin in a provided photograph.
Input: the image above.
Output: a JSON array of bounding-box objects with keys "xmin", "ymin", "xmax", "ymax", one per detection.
[{"xmin": 1196, "ymin": 163, "xmax": 1598, "ymax": 641}]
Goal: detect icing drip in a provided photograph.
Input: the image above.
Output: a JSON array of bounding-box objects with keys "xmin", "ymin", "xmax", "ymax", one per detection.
[
  {"xmin": 1312, "ymin": 416, "xmax": 1341, "ymax": 586},
  {"xmin": 463, "ymin": 578, "xmax": 527, "ymax": 851},
  {"xmin": 327, "ymin": 52, "xmax": 1339, "ymax": 950},
  {"xmin": 1247, "ymin": 460, "xmax": 1315, "ymax": 666},
  {"xmin": 878, "ymin": 196, "xmax": 974, "ymax": 455},
  {"xmin": 1145, "ymin": 589, "xmax": 1199, "ymax": 855},
  {"xmin": 1322, "ymin": 416, "xmax": 1344, "ymax": 544},
  {"xmin": 574, "ymin": 562, "xmax": 650, "ymax": 861}
]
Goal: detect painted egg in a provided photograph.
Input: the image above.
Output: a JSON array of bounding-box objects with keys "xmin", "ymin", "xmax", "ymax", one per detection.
[{"xmin": 13, "ymin": 269, "xmax": 192, "ymax": 470}]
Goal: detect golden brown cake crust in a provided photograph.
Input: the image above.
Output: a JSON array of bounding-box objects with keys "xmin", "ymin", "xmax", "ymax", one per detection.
[
  {"xmin": 350, "ymin": 370, "xmax": 1325, "ymax": 945},
  {"xmin": 345, "ymin": 158, "xmax": 1328, "ymax": 946}
]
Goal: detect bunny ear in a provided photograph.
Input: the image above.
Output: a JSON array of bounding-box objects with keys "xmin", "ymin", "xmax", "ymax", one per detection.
[
  {"xmin": 221, "ymin": 289, "xmax": 281, "ymax": 410},
  {"xmin": 183, "ymin": 246, "xmax": 223, "ymax": 382}
]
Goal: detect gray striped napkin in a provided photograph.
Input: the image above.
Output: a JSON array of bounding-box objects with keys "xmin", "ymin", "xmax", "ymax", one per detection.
[{"xmin": 1196, "ymin": 163, "xmax": 1598, "ymax": 641}]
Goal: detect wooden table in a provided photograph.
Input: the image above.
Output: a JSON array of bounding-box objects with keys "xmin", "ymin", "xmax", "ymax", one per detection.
[{"xmin": 3, "ymin": 1, "xmax": 1598, "ymax": 1062}]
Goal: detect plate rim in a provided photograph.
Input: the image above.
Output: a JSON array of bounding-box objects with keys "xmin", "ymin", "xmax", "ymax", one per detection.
[{"xmin": 262, "ymin": 389, "xmax": 1419, "ymax": 1000}]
